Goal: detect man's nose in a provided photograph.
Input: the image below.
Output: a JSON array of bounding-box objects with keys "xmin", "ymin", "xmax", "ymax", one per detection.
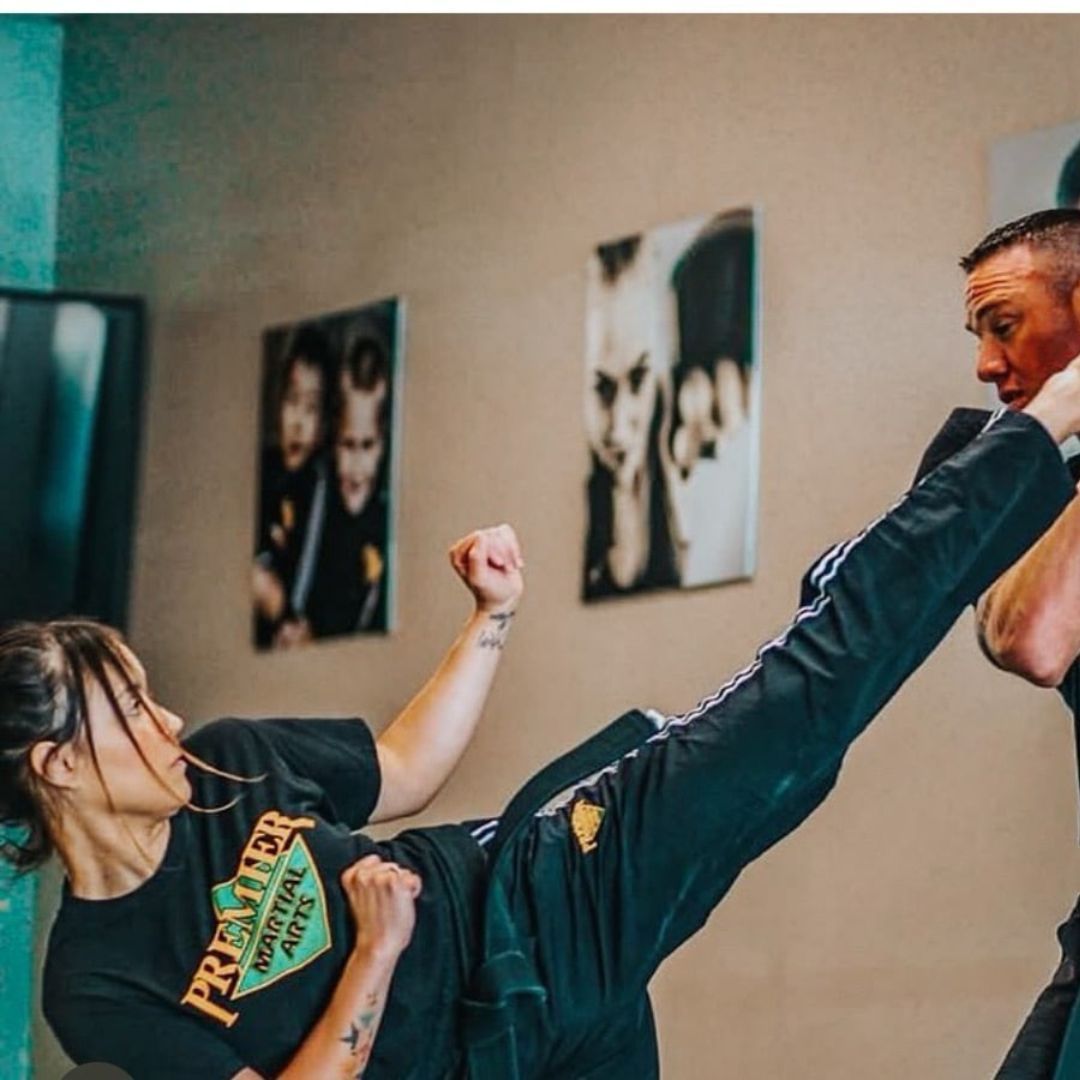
[{"xmin": 975, "ymin": 338, "xmax": 1008, "ymax": 384}]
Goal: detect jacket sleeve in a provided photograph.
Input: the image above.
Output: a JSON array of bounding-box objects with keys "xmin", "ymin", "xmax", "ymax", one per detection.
[
  {"xmin": 796, "ymin": 408, "xmax": 997, "ymax": 611},
  {"xmin": 912, "ymin": 407, "xmax": 995, "ymax": 487}
]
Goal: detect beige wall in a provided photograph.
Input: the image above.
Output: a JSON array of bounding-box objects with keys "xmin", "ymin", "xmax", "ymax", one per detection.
[{"xmin": 34, "ymin": 14, "xmax": 1080, "ymax": 1078}]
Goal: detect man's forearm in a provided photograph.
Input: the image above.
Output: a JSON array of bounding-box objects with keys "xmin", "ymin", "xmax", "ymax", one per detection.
[
  {"xmin": 277, "ymin": 948, "xmax": 397, "ymax": 1079},
  {"xmin": 979, "ymin": 492, "xmax": 1080, "ymax": 685},
  {"xmin": 372, "ymin": 604, "xmax": 515, "ymax": 820}
]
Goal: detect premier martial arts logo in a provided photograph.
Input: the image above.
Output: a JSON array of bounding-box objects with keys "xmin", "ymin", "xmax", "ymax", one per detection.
[{"xmin": 181, "ymin": 809, "xmax": 331, "ymax": 1027}]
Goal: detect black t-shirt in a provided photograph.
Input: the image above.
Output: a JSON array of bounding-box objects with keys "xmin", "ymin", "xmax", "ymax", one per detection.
[
  {"xmin": 43, "ymin": 717, "xmax": 485, "ymax": 1079},
  {"xmin": 914, "ymin": 408, "xmax": 1080, "ymax": 829}
]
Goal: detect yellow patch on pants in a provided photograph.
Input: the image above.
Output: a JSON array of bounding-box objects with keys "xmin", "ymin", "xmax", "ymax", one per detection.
[{"xmin": 571, "ymin": 799, "xmax": 605, "ymax": 854}]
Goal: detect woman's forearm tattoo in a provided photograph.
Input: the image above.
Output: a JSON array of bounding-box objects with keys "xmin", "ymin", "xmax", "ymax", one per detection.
[
  {"xmin": 340, "ymin": 992, "xmax": 381, "ymax": 1078},
  {"xmin": 478, "ymin": 610, "xmax": 515, "ymax": 650}
]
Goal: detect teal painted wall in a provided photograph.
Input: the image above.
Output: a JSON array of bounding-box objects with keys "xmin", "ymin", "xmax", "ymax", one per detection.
[
  {"xmin": 0, "ymin": 14, "xmax": 63, "ymax": 1080},
  {"xmin": 0, "ymin": 16, "xmax": 61, "ymax": 289}
]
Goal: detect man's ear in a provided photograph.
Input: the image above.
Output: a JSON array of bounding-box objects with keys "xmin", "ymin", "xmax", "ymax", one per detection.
[
  {"xmin": 1070, "ymin": 278, "xmax": 1080, "ymax": 326},
  {"xmin": 28, "ymin": 739, "xmax": 80, "ymax": 792}
]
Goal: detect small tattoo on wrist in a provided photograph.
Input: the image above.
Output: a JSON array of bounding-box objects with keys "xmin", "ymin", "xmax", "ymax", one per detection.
[
  {"xmin": 341, "ymin": 997, "xmax": 380, "ymax": 1052},
  {"xmin": 341, "ymin": 1022, "xmax": 362, "ymax": 1053},
  {"xmin": 479, "ymin": 610, "xmax": 515, "ymax": 650}
]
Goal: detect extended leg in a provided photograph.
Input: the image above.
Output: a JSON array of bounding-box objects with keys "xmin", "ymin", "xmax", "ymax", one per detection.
[{"xmin": 512, "ymin": 410, "xmax": 1073, "ymax": 1054}]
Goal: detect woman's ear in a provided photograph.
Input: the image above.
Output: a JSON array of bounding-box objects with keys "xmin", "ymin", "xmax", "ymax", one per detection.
[{"xmin": 28, "ymin": 739, "xmax": 80, "ymax": 792}]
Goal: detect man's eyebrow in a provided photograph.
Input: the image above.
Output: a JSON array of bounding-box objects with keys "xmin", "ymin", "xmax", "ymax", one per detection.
[{"xmin": 965, "ymin": 300, "xmax": 1006, "ymax": 335}]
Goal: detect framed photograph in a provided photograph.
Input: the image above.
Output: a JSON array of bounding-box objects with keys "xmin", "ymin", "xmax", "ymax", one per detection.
[
  {"xmin": 583, "ymin": 207, "xmax": 761, "ymax": 602},
  {"xmin": 253, "ymin": 298, "xmax": 403, "ymax": 649},
  {"xmin": 989, "ymin": 118, "xmax": 1080, "ymax": 226}
]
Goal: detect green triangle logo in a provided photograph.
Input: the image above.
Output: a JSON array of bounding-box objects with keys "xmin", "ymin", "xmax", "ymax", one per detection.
[{"xmin": 209, "ymin": 834, "xmax": 331, "ymax": 997}]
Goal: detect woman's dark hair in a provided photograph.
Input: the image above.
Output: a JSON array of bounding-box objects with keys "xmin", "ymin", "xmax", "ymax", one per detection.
[{"xmin": 0, "ymin": 619, "xmax": 261, "ymax": 876}]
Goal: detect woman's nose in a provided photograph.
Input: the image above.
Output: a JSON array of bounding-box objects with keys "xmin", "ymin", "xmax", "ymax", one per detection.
[{"xmin": 163, "ymin": 708, "xmax": 185, "ymax": 737}]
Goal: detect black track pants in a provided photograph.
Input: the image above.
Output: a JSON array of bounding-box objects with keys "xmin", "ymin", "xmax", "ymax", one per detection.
[{"xmin": 464, "ymin": 411, "xmax": 1073, "ymax": 1080}]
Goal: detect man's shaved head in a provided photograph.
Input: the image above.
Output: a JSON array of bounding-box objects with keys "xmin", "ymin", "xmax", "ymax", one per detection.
[{"xmin": 961, "ymin": 209, "xmax": 1080, "ymax": 301}]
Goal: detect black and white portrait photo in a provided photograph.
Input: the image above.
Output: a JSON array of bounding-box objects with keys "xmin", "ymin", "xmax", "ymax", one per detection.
[{"xmin": 583, "ymin": 207, "xmax": 761, "ymax": 602}]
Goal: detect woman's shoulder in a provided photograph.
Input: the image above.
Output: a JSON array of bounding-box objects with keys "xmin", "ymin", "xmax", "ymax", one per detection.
[
  {"xmin": 183, "ymin": 717, "xmax": 282, "ymax": 807},
  {"xmin": 183, "ymin": 715, "xmax": 245, "ymax": 757},
  {"xmin": 42, "ymin": 895, "xmax": 153, "ymax": 1000}
]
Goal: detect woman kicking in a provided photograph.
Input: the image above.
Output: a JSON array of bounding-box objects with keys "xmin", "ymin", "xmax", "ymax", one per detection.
[{"xmin": 9, "ymin": 360, "xmax": 1080, "ymax": 1080}]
